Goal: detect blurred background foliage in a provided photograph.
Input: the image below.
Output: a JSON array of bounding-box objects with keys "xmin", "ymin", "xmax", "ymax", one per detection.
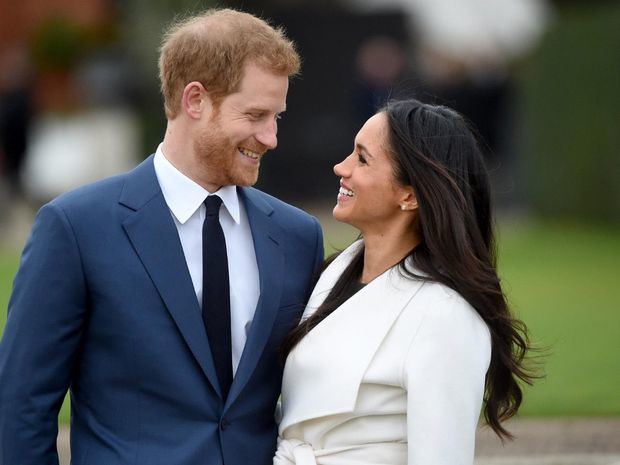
[{"xmin": 518, "ymin": 2, "xmax": 620, "ymax": 221}]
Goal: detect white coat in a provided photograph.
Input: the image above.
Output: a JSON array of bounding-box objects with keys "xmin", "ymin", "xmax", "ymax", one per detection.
[{"xmin": 274, "ymin": 241, "xmax": 492, "ymax": 465}]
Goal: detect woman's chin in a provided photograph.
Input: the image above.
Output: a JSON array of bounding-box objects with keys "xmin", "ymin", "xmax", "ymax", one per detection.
[
  {"xmin": 332, "ymin": 205, "xmax": 355, "ymax": 227},
  {"xmin": 332, "ymin": 204, "xmax": 347, "ymax": 222}
]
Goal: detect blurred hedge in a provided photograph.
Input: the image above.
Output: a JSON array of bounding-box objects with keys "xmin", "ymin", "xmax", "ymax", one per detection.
[{"xmin": 517, "ymin": 3, "xmax": 620, "ymax": 222}]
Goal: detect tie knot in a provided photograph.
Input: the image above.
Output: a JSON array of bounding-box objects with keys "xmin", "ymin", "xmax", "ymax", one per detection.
[{"xmin": 204, "ymin": 195, "xmax": 223, "ymax": 217}]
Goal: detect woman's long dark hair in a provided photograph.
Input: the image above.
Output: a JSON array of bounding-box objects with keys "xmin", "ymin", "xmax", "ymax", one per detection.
[{"xmin": 281, "ymin": 99, "xmax": 536, "ymax": 439}]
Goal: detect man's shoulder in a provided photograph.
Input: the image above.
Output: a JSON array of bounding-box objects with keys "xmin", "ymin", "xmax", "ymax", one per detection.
[{"xmin": 51, "ymin": 172, "xmax": 126, "ymax": 209}]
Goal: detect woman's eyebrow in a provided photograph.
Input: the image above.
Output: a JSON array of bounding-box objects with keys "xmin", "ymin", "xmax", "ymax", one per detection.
[{"xmin": 355, "ymin": 142, "xmax": 375, "ymax": 159}]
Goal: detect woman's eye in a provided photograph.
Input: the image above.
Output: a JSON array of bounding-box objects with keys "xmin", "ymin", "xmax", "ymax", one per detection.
[{"xmin": 357, "ymin": 153, "xmax": 367, "ymax": 164}]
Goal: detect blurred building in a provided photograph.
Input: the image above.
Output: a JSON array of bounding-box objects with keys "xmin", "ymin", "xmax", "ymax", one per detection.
[{"xmin": 0, "ymin": 0, "xmax": 139, "ymax": 205}]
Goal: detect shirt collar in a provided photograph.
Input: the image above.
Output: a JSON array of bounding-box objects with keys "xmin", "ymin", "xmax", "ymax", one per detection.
[{"xmin": 153, "ymin": 144, "xmax": 241, "ymax": 225}]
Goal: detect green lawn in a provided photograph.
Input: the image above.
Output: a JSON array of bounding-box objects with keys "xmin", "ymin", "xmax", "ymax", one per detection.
[
  {"xmin": 0, "ymin": 251, "xmax": 71, "ymax": 423},
  {"xmin": 497, "ymin": 221, "xmax": 620, "ymax": 416},
  {"xmin": 1, "ymin": 219, "xmax": 619, "ymax": 422},
  {"xmin": 0, "ymin": 252, "xmax": 17, "ymax": 333}
]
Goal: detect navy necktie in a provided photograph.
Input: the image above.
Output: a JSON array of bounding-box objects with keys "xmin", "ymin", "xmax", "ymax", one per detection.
[{"xmin": 202, "ymin": 195, "xmax": 232, "ymax": 399}]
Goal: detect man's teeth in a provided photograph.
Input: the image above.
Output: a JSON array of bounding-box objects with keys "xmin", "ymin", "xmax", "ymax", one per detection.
[
  {"xmin": 239, "ymin": 148, "xmax": 260, "ymax": 159},
  {"xmin": 339, "ymin": 186, "xmax": 354, "ymax": 197}
]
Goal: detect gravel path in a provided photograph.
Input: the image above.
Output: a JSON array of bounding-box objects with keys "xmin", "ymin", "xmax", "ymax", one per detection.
[
  {"xmin": 474, "ymin": 418, "xmax": 620, "ymax": 465},
  {"xmin": 56, "ymin": 418, "xmax": 620, "ymax": 465}
]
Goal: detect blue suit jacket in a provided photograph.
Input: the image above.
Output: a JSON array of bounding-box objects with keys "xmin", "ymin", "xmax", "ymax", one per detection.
[{"xmin": 0, "ymin": 156, "xmax": 324, "ymax": 465}]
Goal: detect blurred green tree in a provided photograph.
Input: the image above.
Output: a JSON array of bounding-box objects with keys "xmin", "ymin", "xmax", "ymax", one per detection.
[{"xmin": 517, "ymin": 3, "xmax": 620, "ymax": 222}]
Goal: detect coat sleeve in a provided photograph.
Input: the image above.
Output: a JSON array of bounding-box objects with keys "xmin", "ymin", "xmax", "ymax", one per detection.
[
  {"xmin": 0, "ymin": 202, "xmax": 88, "ymax": 465},
  {"xmin": 402, "ymin": 291, "xmax": 491, "ymax": 465}
]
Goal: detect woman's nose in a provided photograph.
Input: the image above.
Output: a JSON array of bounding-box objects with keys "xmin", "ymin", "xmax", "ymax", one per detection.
[{"xmin": 333, "ymin": 155, "xmax": 351, "ymax": 177}]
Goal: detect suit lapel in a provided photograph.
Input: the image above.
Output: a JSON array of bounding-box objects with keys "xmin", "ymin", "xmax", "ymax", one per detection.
[
  {"xmin": 226, "ymin": 187, "xmax": 284, "ymax": 409},
  {"xmin": 279, "ymin": 242, "xmax": 425, "ymax": 432},
  {"xmin": 119, "ymin": 157, "xmax": 222, "ymax": 398}
]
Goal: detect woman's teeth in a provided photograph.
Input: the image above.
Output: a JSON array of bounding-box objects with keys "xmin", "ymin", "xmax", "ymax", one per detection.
[{"xmin": 339, "ymin": 186, "xmax": 354, "ymax": 197}]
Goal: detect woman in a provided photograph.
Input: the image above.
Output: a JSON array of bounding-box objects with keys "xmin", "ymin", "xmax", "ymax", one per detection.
[{"xmin": 274, "ymin": 99, "xmax": 533, "ymax": 465}]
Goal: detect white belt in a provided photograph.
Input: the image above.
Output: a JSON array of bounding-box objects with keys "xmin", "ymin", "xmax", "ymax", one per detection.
[
  {"xmin": 274, "ymin": 438, "xmax": 317, "ymax": 465},
  {"xmin": 274, "ymin": 437, "xmax": 406, "ymax": 465}
]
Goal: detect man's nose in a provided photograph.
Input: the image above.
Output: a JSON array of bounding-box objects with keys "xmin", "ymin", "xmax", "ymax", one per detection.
[{"xmin": 256, "ymin": 119, "xmax": 278, "ymax": 150}]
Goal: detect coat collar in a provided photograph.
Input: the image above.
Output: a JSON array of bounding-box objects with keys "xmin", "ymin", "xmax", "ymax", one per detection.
[
  {"xmin": 224, "ymin": 187, "xmax": 284, "ymax": 410},
  {"xmin": 279, "ymin": 241, "xmax": 425, "ymax": 433},
  {"xmin": 118, "ymin": 155, "xmax": 161, "ymax": 211},
  {"xmin": 119, "ymin": 156, "xmax": 222, "ymax": 397}
]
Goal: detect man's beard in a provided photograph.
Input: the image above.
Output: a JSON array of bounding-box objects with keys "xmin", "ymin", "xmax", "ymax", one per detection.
[{"xmin": 193, "ymin": 120, "xmax": 261, "ymax": 188}]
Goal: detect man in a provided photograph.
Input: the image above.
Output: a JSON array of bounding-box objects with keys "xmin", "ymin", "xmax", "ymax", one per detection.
[{"xmin": 0, "ymin": 9, "xmax": 323, "ymax": 465}]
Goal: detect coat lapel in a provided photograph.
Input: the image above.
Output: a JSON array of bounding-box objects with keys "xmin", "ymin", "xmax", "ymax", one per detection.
[
  {"xmin": 279, "ymin": 241, "xmax": 425, "ymax": 433},
  {"xmin": 119, "ymin": 156, "xmax": 222, "ymax": 398},
  {"xmin": 225, "ymin": 187, "xmax": 284, "ymax": 409}
]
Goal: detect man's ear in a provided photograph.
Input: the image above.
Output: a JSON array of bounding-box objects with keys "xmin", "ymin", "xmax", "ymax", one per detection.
[
  {"xmin": 181, "ymin": 81, "xmax": 207, "ymax": 119},
  {"xmin": 398, "ymin": 187, "xmax": 418, "ymax": 211}
]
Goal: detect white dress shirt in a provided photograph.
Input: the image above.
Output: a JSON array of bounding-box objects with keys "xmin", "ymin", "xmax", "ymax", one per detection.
[{"xmin": 153, "ymin": 145, "xmax": 260, "ymax": 374}]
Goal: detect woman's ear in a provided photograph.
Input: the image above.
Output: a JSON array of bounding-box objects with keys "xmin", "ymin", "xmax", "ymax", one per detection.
[
  {"xmin": 181, "ymin": 81, "xmax": 207, "ymax": 119},
  {"xmin": 398, "ymin": 187, "xmax": 418, "ymax": 211}
]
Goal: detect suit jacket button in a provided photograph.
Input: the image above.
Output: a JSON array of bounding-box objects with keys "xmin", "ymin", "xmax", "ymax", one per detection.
[{"xmin": 219, "ymin": 418, "xmax": 230, "ymax": 430}]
